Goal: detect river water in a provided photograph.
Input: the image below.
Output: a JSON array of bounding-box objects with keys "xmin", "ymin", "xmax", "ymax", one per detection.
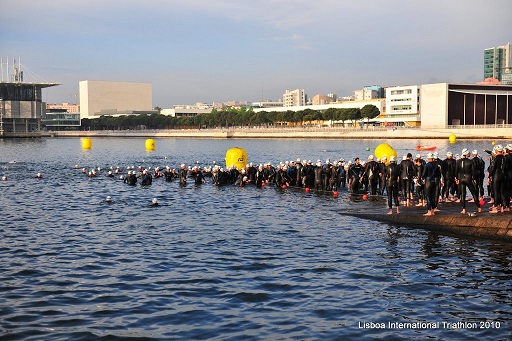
[{"xmin": 0, "ymin": 137, "xmax": 510, "ymax": 340}]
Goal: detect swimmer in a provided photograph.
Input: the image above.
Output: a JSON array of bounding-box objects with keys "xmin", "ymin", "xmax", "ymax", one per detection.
[
  {"xmin": 36, "ymin": 172, "xmax": 43, "ymax": 179},
  {"xmin": 151, "ymin": 198, "xmax": 159, "ymax": 206},
  {"xmin": 2, "ymin": 176, "xmax": 7, "ymax": 181},
  {"xmin": 105, "ymin": 196, "xmax": 112, "ymax": 203}
]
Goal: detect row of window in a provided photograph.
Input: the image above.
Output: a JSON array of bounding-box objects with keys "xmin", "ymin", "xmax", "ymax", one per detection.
[{"xmin": 390, "ymin": 89, "xmax": 413, "ymax": 95}]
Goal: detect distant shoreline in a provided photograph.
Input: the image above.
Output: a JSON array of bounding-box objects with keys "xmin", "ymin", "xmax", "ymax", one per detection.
[{"xmin": 46, "ymin": 126, "xmax": 512, "ymax": 140}]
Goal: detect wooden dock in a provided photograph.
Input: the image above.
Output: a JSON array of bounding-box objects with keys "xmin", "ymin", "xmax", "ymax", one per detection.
[{"xmin": 340, "ymin": 200, "xmax": 512, "ymax": 243}]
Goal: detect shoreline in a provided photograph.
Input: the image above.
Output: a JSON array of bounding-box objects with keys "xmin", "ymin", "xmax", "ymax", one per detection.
[{"xmin": 43, "ymin": 127, "xmax": 512, "ymax": 140}]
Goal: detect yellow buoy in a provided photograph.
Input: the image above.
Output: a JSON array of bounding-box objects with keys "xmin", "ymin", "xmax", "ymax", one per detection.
[
  {"xmin": 145, "ymin": 138, "xmax": 156, "ymax": 151},
  {"xmin": 449, "ymin": 134, "xmax": 456, "ymax": 144},
  {"xmin": 374, "ymin": 143, "xmax": 397, "ymax": 165},
  {"xmin": 225, "ymin": 147, "xmax": 248, "ymax": 171},
  {"xmin": 492, "ymin": 141, "xmax": 496, "ymax": 146},
  {"xmin": 81, "ymin": 137, "xmax": 92, "ymax": 150}
]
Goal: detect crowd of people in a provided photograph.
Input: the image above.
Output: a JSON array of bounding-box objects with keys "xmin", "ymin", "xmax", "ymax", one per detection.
[{"xmin": 11, "ymin": 144, "xmax": 509, "ymax": 215}]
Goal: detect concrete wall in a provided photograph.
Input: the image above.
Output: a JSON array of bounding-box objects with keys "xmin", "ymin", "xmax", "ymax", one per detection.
[
  {"xmin": 79, "ymin": 80, "xmax": 152, "ymax": 118},
  {"xmin": 420, "ymin": 83, "xmax": 448, "ymax": 129}
]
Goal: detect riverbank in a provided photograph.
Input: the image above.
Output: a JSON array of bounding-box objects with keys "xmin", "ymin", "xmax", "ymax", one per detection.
[{"xmin": 43, "ymin": 127, "xmax": 512, "ymax": 139}]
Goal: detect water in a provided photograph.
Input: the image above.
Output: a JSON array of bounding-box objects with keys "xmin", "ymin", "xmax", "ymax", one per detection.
[{"xmin": 0, "ymin": 137, "xmax": 510, "ymax": 340}]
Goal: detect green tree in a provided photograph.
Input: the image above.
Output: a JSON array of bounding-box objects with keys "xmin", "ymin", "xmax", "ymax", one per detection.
[{"xmin": 360, "ymin": 104, "xmax": 380, "ymax": 125}]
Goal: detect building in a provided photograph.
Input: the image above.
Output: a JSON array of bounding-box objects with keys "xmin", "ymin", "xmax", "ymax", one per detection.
[
  {"xmin": 47, "ymin": 102, "xmax": 79, "ymax": 113},
  {"xmin": 484, "ymin": 43, "xmax": 512, "ymax": 85},
  {"xmin": 79, "ymin": 80, "xmax": 154, "ymax": 118},
  {"xmin": 385, "ymin": 85, "xmax": 420, "ymax": 126},
  {"xmin": 354, "ymin": 89, "xmax": 379, "ymax": 101},
  {"xmin": 311, "ymin": 94, "xmax": 333, "ymax": 105},
  {"xmin": 0, "ymin": 81, "xmax": 60, "ymax": 136},
  {"xmin": 161, "ymin": 103, "xmax": 213, "ymax": 118},
  {"xmin": 364, "ymin": 85, "xmax": 385, "ymax": 98},
  {"xmin": 283, "ymin": 89, "xmax": 307, "ymax": 107},
  {"xmin": 420, "ymin": 83, "xmax": 512, "ymax": 129},
  {"xmin": 43, "ymin": 103, "xmax": 80, "ymax": 130},
  {"xmin": 251, "ymin": 100, "xmax": 283, "ymax": 108}
]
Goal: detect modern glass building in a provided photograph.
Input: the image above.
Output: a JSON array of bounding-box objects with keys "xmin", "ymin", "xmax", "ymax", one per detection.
[
  {"xmin": 484, "ymin": 43, "xmax": 512, "ymax": 85},
  {"xmin": 0, "ymin": 81, "xmax": 60, "ymax": 137}
]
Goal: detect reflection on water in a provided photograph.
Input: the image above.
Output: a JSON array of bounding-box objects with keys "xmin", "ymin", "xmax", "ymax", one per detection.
[{"xmin": 0, "ymin": 137, "xmax": 510, "ymax": 340}]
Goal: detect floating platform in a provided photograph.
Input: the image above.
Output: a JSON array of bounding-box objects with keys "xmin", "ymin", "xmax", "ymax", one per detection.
[{"xmin": 340, "ymin": 200, "xmax": 512, "ymax": 243}]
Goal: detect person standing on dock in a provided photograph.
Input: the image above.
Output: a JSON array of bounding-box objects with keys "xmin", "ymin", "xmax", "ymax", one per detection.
[
  {"xmin": 471, "ymin": 150, "xmax": 485, "ymax": 201},
  {"xmin": 384, "ymin": 156, "xmax": 400, "ymax": 215},
  {"xmin": 454, "ymin": 149, "xmax": 482, "ymax": 215},
  {"xmin": 422, "ymin": 153, "xmax": 439, "ymax": 216}
]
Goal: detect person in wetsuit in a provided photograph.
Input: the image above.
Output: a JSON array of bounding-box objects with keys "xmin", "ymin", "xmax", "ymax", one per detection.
[
  {"xmin": 471, "ymin": 150, "xmax": 485, "ymax": 201},
  {"xmin": 314, "ymin": 161, "xmax": 325, "ymax": 193},
  {"xmin": 454, "ymin": 148, "xmax": 482, "ymax": 214},
  {"xmin": 364, "ymin": 155, "xmax": 380, "ymax": 195},
  {"xmin": 141, "ymin": 169, "xmax": 153, "ymax": 186},
  {"xmin": 399, "ymin": 153, "xmax": 415, "ymax": 206},
  {"xmin": 422, "ymin": 153, "xmax": 439, "ymax": 216},
  {"xmin": 348, "ymin": 158, "xmax": 362, "ymax": 193},
  {"xmin": 179, "ymin": 164, "xmax": 188, "ymax": 186},
  {"xmin": 442, "ymin": 152, "xmax": 456, "ymax": 202},
  {"xmin": 488, "ymin": 145, "xmax": 507, "ymax": 213},
  {"xmin": 384, "ymin": 156, "xmax": 400, "ymax": 215}
]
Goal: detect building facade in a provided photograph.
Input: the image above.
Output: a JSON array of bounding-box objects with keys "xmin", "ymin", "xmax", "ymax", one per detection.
[
  {"xmin": 420, "ymin": 83, "xmax": 512, "ymax": 128},
  {"xmin": 311, "ymin": 94, "xmax": 333, "ymax": 105},
  {"xmin": 385, "ymin": 85, "xmax": 420, "ymax": 126},
  {"xmin": 79, "ymin": 80, "xmax": 153, "ymax": 118},
  {"xmin": 283, "ymin": 89, "xmax": 306, "ymax": 107},
  {"xmin": 0, "ymin": 81, "xmax": 60, "ymax": 136},
  {"xmin": 484, "ymin": 43, "xmax": 512, "ymax": 85}
]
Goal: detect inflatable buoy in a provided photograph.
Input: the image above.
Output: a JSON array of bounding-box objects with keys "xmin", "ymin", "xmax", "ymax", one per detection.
[
  {"xmin": 449, "ymin": 134, "xmax": 456, "ymax": 144},
  {"xmin": 145, "ymin": 138, "xmax": 156, "ymax": 151},
  {"xmin": 225, "ymin": 147, "xmax": 248, "ymax": 171},
  {"xmin": 374, "ymin": 143, "xmax": 397, "ymax": 165},
  {"xmin": 362, "ymin": 194, "xmax": 368, "ymax": 200},
  {"xmin": 333, "ymin": 191, "xmax": 339, "ymax": 197},
  {"xmin": 81, "ymin": 137, "xmax": 92, "ymax": 150},
  {"xmin": 305, "ymin": 187, "xmax": 310, "ymax": 193},
  {"xmin": 492, "ymin": 141, "xmax": 496, "ymax": 146},
  {"xmin": 281, "ymin": 185, "xmax": 287, "ymax": 189},
  {"xmin": 479, "ymin": 199, "xmax": 485, "ymax": 206}
]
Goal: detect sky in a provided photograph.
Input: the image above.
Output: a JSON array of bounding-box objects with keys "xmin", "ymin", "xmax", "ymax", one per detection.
[{"xmin": 1, "ymin": 0, "xmax": 511, "ymax": 108}]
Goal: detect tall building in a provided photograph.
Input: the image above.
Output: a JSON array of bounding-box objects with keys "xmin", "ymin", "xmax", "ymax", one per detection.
[
  {"xmin": 311, "ymin": 94, "xmax": 333, "ymax": 105},
  {"xmin": 484, "ymin": 43, "xmax": 512, "ymax": 85},
  {"xmin": 0, "ymin": 59, "xmax": 60, "ymax": 136},
  {"xmin": 283, "ymin": 89, "xmax": 307, "ymax": 107},
  {"xmin": 79, "ymin": 80, "xmax": 154, "ymax": 118}
]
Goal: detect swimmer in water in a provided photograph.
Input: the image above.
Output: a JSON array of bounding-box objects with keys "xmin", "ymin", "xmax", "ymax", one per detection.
[{"xmin": 150, "ymin": 198, "xmax": 159, "ymax": 206}]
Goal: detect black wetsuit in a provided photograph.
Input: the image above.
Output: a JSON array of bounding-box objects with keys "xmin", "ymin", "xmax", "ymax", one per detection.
[
  {"xmin": 471, "ymin": 156, "xmax": 485, "ymax": 199},
  {"xmin": 304, "ymin": 164, "xmax": 315, "ymax": 189},
  {"xmin": 422, "ymin": 161, "xmax": 439, "ymax": 211},
  {"xmin": 141, "ymin": 173, "xmax": 152, "ymax": 186},
  {"xmin": 179, "ymin": 168, "xmax": 188, "ymax": 185},
  {"xmin": 255, "ymin": 168, "xmax": 265, "ymax": 188},
  {"xmin": 349, "ymin": 163, "xmax": 362, "ymax": 193},
  {"xmin": 314, "ymin": 166, "xmax": 325, "ymax": 193},
  {"xmin": 489, "ymin": 153, "xmax": 506, "ymax": 208},
  {"xmin": 365, "ymin": 160, "xmax": 379, "ymax": 195},
  {"xmin": 399, "ymin": 158, "xmax": 414, "ymax": 202},
  {"xmin": 384, "ymin": 162, "xmax": 400, "ymax": 209},
  {"xmin": 455, "ymin": 156, "xmax": 481, "ymax": 210},
  {"xmin": 377, "ymin": 161, "xmax": 386, "ymax": 195},
  {"xmin": 193, "ymin": 170, "xmax": 205, "ymax": 185},
  {"xmin": 442, "ymin": 157, "xmax": 456, "ymax": 200}
]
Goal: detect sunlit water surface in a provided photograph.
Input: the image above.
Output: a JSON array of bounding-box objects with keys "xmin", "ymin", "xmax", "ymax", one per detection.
[{"xmin": 0, "ymin": 137, "xmax": 510, "ymax": 340}]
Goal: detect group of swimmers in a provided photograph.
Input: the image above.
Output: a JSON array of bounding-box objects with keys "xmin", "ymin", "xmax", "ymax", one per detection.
[{"xmin": 6, "ymin": 144, "xmax": 510, "ymax": 215}]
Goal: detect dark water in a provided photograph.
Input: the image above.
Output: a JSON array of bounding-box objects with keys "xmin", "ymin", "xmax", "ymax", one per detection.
[{"xmin": 0, "ymin": 137, "xmax": 510, "ymax": 340}]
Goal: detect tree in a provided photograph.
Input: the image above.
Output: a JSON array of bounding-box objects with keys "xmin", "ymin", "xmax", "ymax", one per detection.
[{"xmin": 360, "ymin": 104, "xmax": 380, "ymax": 125}]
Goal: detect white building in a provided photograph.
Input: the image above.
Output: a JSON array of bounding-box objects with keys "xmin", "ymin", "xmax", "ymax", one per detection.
[
  {"xmin": 283, "ymin": 89, "xmax": 306, "ymax": 107},
  {"xmin": 354, "ymin": 89, "xmax": 379, "ymax": 101},
  {"xmin": 79, "ymin": 80, "xmax": 153, "ymax": 118},
  {"xmin": 385, "ymin": 85, "xmax": 420, "ymax": 126}
]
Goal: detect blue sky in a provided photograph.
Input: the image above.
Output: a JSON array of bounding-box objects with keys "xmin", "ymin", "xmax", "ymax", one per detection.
[{"xmin": 1, "ymin": 0, "xmax": 511, "ymax": 108}]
